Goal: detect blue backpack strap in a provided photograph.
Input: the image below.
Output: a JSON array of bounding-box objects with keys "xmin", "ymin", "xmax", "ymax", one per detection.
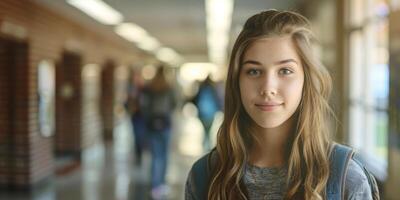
[
  {"xmin": 191, "ymin": 153, "xmax": 212, "ymax": 199},
  {"xmin": 352, "ymin": 154, "xmax": 380, "ymax": 200},
  {"xmin": 326, "ymin": 143, "xmax": 354, "ymax": 200}
]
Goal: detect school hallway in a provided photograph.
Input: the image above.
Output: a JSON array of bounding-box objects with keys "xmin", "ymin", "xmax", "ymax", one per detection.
[{"xmin": 1, "ymin": 0, "xmax": 400, "ymax": 199}]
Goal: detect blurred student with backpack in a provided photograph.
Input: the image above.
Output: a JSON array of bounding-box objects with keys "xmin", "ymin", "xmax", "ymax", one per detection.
[
  {"xmin": 140, "ymin": 66, "xmax": 177, "ymax": 199},
  {"xmin": 193, "ymin": 76, "xmax": 222, "ymax": 151}
]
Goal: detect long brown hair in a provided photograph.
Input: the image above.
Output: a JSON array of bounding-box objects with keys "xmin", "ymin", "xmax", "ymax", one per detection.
[
  {"xmin": 148, "ymin": 65, "xmax": 170, "ymax": 92},
  {"xmin": 208, "ymin": 10, "xmax": 334, "ymax": 200}
]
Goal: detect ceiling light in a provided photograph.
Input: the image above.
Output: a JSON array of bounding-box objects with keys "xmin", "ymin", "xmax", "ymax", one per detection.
[
  {"xmin": 115, "ymin": 23, "xmax": 148, "ymax": 42},
  {"xmin": 67, "ymin": 0, "xmax": 123, "ymax": 25},
  {"xmin": 156, "ymin": 47, "xmax": 180, "ymax": 63},
  {"xmin": 137, "ymin": 36, "xmax": 161, "ymax": 52},
  {"xmin": 205, "ymin": 0, "xmax": 234, "ymax": 66}
]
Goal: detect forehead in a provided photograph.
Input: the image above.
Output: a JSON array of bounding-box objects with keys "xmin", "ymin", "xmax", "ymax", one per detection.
[{"xmin": 242, "ymin": 36, "xmax": 301, "ymax": 64}]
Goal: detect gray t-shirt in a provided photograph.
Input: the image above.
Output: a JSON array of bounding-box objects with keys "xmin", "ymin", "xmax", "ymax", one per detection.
[{"xmin": 185, "ymin": 159, "xmax": 372, "ymax": 200}]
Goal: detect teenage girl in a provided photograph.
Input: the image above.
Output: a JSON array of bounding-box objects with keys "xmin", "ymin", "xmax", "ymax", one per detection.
[{"xmin": 185, "ymin": 10, "xmax": 375, "ymax": 200}]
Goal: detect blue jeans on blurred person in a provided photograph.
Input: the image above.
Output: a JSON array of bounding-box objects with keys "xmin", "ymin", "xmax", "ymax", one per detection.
[
  {"xmin": 200, "ymin": 117, "xmax": 214, "ymax": 151},
  {"xmin": 131, "ymin": 113, "xmax": 146, "ymax": 166},
  {"xmin": 149, "ymin": 129, "xmax": 171, "ymax": 189}
]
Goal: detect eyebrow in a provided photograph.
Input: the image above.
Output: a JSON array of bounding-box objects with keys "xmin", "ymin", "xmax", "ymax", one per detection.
[{"xmin": 242, "ymin": 59, "xmax": 298, "ymax": 66}]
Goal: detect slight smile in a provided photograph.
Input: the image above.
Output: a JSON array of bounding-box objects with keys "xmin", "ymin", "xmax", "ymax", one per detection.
[{"xmin": 255, "ymin": 102, "xmax": 283, "ymax": 111}]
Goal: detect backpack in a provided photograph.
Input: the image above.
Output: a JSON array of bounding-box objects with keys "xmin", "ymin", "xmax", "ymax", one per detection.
[
  {"xmin": 327, "ymin": 143, "xmax": 380, "ymax": 200},
  {"xmin": 195, "ymin": 84, "xmax": 220, "ymax": 121},
  {"xmin": 190, "ymin": 143, "xmax": 380, "ymax": 200},
  {"xmin": 141, "ymin": 88, "xmax": 175, "ymax": 131}
]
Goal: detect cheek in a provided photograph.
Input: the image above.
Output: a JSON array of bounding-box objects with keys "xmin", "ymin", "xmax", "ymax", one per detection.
[
  {"xmin": 239, "ymin": 77, "xmax": 255, "ymax": 107},
  {"xmin": 239, "ymin": 78, "xmax": 248, "ymax": 103},
  {"xmin": 239, "ymin": 73, "xmax": 258, "ymax": 91},
  {"xmin": 283, "ymin": 78, "xmax": 304, "ymax": 103}
]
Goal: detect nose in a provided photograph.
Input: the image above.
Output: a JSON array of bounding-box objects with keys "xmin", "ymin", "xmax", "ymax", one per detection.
[{"xmin": 259, "ymin": 72, "xmax": 278, "ymax": 97}]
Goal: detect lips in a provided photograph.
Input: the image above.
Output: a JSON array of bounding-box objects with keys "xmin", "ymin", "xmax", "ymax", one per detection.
[{"xmin": 255, "ymin": 102, "xmax": 283, "ymax": 111}]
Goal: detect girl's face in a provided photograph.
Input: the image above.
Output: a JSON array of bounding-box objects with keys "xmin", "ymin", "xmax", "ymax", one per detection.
[{"xmin": 239, "ymin": 36, "xmax": 304, "ymax": 128}]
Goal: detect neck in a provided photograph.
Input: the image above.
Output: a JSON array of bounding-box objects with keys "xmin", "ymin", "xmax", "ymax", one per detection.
[{"xmin": 248, "ymin": 116, "xmax": 295, "ymax": 168}]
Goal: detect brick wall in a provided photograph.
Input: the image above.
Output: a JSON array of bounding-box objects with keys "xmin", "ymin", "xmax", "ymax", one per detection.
[{"xmin": 0, "ymin": 0, "xmax": 145, "ymax": 188}]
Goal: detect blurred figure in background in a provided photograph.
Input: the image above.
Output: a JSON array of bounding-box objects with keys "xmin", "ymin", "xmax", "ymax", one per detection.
[
  {"xmin": 141, "ymin": 66, "xmax": 177, "ymax": 199},
  {"xmin": 126, "ymin": 68, "xmax": 147, "ymax": 166},
  {"xmin": 193, "ymin": 76, "xmax": 222, "ymax": 151}
]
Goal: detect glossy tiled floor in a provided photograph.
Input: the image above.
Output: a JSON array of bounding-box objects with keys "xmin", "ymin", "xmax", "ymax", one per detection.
[{"xmin": 1, "ymin": 107, "xmax": 221, "ymax": 200}]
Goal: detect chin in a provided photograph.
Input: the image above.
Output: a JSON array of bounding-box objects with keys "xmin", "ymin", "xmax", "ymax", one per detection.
[{"xmin": 255, "ymin": 120, "xmax": 285, "ymax": 129}]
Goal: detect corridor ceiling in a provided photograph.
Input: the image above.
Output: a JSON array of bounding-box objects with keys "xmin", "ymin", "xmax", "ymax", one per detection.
[{"xmin": 33, "ymin": 0, "xmax": 299, "ymax": 63}]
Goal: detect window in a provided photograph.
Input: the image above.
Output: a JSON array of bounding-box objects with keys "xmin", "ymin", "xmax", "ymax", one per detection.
[{"xmin": 347, "ymin": 0, "xmax": 389, "ymax": 178}]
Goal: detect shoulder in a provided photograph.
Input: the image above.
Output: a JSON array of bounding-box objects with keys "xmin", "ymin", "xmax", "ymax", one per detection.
[
  {"xmin": 185, "ymin": 168, "xmax": 197, "ymax": 200},
  {"xmin": 328, "ymin": 143, "xmax": 374, "ymax": 200},
  {"xmin": 188, "ymin": 151, "xmax": 217, "ymax": 181},
  {"xmin": 185, "ymin": 151, "xmax": 217, "ymax": 200},
  {"xmin": 190, "ymin": 150, "xmax": 217, "ymax": 177},
  {"xmin": 344, "ymin": 159, "xmax": 372, "ymax": 200}
]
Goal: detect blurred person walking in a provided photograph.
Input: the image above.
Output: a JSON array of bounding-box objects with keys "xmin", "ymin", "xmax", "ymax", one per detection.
[
  {"xmin": 193, "ymin": 76, "xmax": 222, "ymax": 151},
  {"xmin": 141, "ymin": 66, "xmax": 176, "ymax": 199}
]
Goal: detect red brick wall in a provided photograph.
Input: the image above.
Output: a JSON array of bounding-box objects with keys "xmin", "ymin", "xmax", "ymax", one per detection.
[{"xmin": 0, "ymin": 0, "xmax": 144, "ymax": 188}]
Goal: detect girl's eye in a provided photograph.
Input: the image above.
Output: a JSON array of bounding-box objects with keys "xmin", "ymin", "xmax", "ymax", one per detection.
[
  {"xmin": 279, "ymin": 68, "xmax": 293, "ymax": 75},
  {"xmin": 246, "ymin": 69, "xmax": 261, "ymax": 76}
]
